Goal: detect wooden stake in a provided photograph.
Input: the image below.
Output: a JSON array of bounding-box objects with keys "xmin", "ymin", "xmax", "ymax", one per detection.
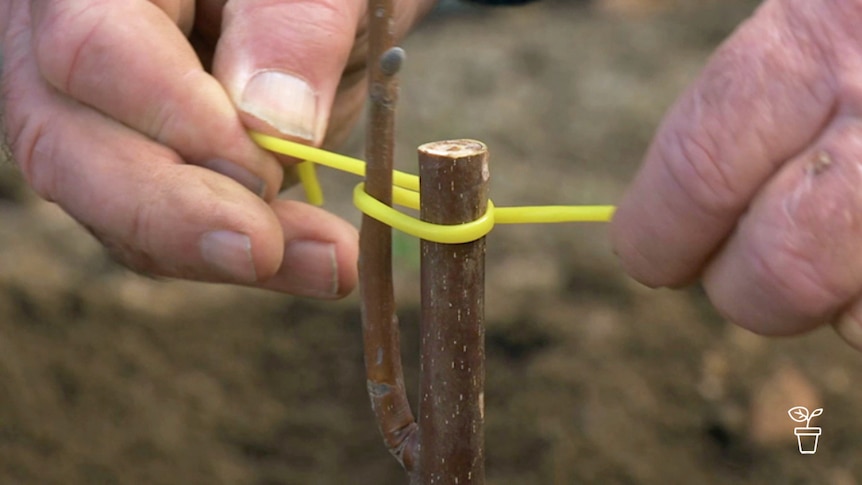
[{"xmin": 418, "ymin": 140, "xmax": 489, "ymax": 485}]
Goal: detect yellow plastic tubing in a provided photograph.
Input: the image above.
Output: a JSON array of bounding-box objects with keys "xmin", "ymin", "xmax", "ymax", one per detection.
[{"xmin": 251, "ymin": 132, "xmax": 615, "ymax": 244}]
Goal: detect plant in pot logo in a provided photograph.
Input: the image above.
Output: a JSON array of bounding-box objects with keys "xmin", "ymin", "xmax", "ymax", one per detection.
[{"xmin": 787, "ymin": 406, "xmax": 823, "ymax": 455}]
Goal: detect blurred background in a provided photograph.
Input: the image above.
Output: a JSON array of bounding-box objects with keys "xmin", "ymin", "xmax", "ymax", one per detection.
[{"xmin": 2, "ymin": 0, "xmax": 861, "ymax": 483}]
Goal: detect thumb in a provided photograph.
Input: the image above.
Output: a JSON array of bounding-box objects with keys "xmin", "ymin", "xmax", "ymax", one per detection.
[{"xmin": 213, "ymin": 0, "xmax": 364, "ymax": 145}]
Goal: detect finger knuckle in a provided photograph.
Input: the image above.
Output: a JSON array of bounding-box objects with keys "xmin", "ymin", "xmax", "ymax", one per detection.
[
  {"xmin": 225, "ymin": 0, "xmax": 354, "ymax": 40},
  {"xmin": 1, "ymin": 39, "xmax": 58, "ymax": 200},
  {"xmin": 33, "ymin": 3, "xmax": 110, "ymax": 92},
  {"xmin": 3, "ymin": 111, "xmax": 58, "ymax": 201},
  {"xmin": 85, "ymin": 221, "xmax": 159, "ymax": 277},
  {"xmin": 659, "ymin": 127, "xmax": 742, "ymax": 219},
  {"xmin": 90, "ymin": 201, "xmax": 163, "ymax": 277},
  {"xmin": 749, "ymin": 231, "xmax": 848, "ymax": 320}
]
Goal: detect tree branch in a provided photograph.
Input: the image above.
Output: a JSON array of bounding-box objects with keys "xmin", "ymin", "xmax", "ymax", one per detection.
[{"xmin": 359, "ymin": 0, "xmax": 418, "ymax": 473}]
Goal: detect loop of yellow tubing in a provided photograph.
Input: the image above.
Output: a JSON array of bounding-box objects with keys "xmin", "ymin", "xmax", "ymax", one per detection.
[
  {"xmin": 353, "ymin": 183, "xmax": 497, "ymax": 243},
  {"xmin": 251, "ymin": 131, "xmax": 616, "ymax": 244}
]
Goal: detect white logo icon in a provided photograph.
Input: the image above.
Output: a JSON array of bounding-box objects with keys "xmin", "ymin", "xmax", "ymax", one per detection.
[{"xmin": 787, "ymin": 406, "xmax": 823, "ymax": 455}]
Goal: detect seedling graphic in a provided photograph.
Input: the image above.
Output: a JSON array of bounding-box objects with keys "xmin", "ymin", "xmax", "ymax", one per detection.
[{"xmin": 788, "ymin": 406, "xmax": 823, "ymax": 455}]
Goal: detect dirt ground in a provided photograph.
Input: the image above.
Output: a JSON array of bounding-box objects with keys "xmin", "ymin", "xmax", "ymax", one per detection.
[{"xmin": 2, "ymin": 1, "xmax": 862, "ymax": 484}]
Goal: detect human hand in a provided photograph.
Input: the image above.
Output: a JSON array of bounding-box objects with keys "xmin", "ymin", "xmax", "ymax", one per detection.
[
  {"xmin": 610, "ymin": 0, "xmax": 862, "ymax": 349},
  {"xmin": 1, "ymin": 0, "xmax": 434, "ymax": 298}
]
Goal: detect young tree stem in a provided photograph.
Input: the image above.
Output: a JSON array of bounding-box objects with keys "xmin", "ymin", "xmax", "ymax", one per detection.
[{"xmin": 359, "ymin": 0, "xmax": 419, "ymax": 473}]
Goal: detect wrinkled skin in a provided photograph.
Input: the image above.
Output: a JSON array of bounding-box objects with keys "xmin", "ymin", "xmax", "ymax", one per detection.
[
  {"xmin": 610, "ymin": 0, "xmax": 862, "ymax": 350},
  {"xmin": 3, "ymin": 0, "xmax": 862, "ymax": 350},
  {"xmin": 0, "ymin": 0, "xmax": 433, "ymax": 298}
]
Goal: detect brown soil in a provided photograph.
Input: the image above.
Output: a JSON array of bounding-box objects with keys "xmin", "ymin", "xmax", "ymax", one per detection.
[{"xmin": 2, "ymin": 1, "xmax": 861, "ymax": 484}]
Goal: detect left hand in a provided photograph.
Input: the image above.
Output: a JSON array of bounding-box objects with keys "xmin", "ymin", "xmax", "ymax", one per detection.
[{"xmin": 610, "ymin": 0, "xmax": 862, "ymax": 349}]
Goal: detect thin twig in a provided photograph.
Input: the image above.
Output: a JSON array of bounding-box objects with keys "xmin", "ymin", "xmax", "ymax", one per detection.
[{"xmin": 359, "ymin": 0, "xmax": 419, "ymax": 473}]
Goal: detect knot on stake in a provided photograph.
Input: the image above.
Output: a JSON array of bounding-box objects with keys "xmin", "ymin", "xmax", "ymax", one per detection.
[
  {"xmin": 250, "ymin": 131, "xmax": 616, "ymax": 244},
  {"xmin": 353, "ymin": 183, "xmax": 496, "ymax": 243}
]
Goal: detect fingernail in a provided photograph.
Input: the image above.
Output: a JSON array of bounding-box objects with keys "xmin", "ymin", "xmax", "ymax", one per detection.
[
  {"xmin": 200, "ymin": 230, "xmax": 257, "ymax": 283},
  {"xmin": 275, "ymin": 240, "xmax": 338, "ymax": 298},
  {"xmin": 834, "ymin": 314, "xmax": 862, "ymax": 352},
  {"xmin": 203, "ymin": 159, "xmax": 266, "ymax": 197},
  {"xmin": 240, "ymin": 70, "xmax": 319, "ymax": 142}
]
